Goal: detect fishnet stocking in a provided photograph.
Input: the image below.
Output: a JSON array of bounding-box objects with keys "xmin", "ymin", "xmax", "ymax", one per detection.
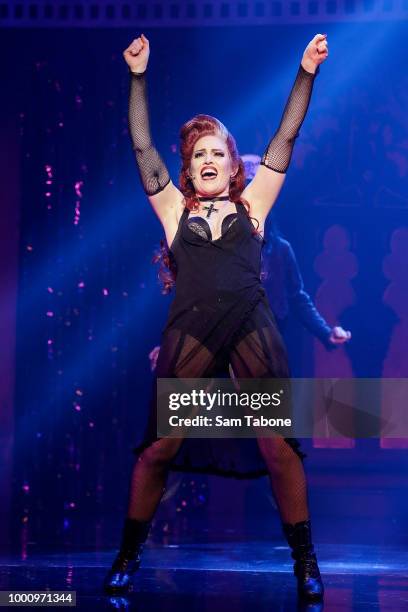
[
  {"xmin": 129, "ymin": 73, "xmax": 170, "ymax": 195},
  {"xmin": 127, "ymin": 330, "xmax": 218, "ymax": 520},
  {"xmin": 258, "ymin": 437, "xmax": 309, "ymax": 524},
  {"xmin": 262, "ymin": 64, "xmax": 318, "ymax": 174},
  {"xmin": 230, "ymin": 327, "xmax": 309, "ymax": 524},
  {"xmin": 127, "ymin": 437, "xmax": 183, "ymax": 521}
]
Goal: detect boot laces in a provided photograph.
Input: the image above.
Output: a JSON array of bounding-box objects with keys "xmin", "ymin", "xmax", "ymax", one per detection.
[
  {"xmin": 112, "ymin": 551, "xmax": 140, "ymax": 573},
  {"xmin": 296, "ymin": 554, "xmax": 320, "ymax": 579}
]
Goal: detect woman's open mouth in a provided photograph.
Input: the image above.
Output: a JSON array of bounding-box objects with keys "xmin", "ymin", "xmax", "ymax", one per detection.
[{"xmin": 200, "ymin": 168, "xmax": 218, "ymax": 181}]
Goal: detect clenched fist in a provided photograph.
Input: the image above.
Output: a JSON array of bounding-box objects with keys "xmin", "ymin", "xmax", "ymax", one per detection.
[
  {"xmin": 123, "ymin": 34, "xmax": 150, "ymax": 74},
  {"xmin": 301, "ymin": 34, "xmax": 329, "ymax": 73},
  {"xmin": 328, "ymin": 326, "xmax": 352, "ymax": 345}
]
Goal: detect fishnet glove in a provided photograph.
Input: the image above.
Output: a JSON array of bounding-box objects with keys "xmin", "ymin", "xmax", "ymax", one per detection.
[
  {"xmin": 129, "ymin": 72, "xmax": 170, "ymax": 195},
  {"xmin": 262, "ymin": 65, "xmax": 318, "ymax": 174}
]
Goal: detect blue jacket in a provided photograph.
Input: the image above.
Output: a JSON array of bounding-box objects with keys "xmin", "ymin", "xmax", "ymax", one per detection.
[{"xmin": 263, "ymin": 236, "xmax": 333, "ymax": 347}]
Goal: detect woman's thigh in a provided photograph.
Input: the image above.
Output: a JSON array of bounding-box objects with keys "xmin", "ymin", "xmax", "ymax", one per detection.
[{"xmin": 156, "ymin": 328, "xmax": 219, "ymax": 378}]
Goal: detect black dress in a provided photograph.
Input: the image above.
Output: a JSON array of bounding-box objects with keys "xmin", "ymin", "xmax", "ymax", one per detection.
[{"xmin": 135, "ymin": 202, "xmax": 303, "ymax": 478}]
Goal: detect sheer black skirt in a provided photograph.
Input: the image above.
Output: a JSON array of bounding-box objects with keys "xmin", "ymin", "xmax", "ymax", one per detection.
[{"xmin": 134, "ymin": 297, "xmax": 304, "ymax": 478}]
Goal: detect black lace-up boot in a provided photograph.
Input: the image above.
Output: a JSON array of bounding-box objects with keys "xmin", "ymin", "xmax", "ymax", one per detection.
[
  {"xmin": 104, "ymin": 518, "xmax": 150, "ymax": 594},
  {"xmin": 282, "ymin": 520, "xmax": 324, "ymax": 601}
]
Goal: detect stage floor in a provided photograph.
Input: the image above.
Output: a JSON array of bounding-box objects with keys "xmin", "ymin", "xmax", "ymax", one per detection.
[{"xmin": 1, "ymin": 542, "xmax": 407, "ymax": 611}]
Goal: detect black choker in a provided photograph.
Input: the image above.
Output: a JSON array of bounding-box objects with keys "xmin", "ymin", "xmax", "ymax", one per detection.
[{"xmin": 197, "ymin": 196, "xmax": 230, "ymax": 202}]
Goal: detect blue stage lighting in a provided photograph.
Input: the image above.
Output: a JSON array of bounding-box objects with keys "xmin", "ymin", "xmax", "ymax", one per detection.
[
  {"xmin": 272, "ymin": 2, "xmax": 282, "ymax": 17},
  {"xmin": 290, "ymin": 2, "xmax": 300, "ymax": 16},
  {"xmin": 121, "ymin": 4, "xmax": 130, "ymax": 19},
  {"xmin": 221, "ymin": 3, "xmax": 230, "ymax": 18},
  {"xmin": 255, "ymin": 2, "xmax": 265, "ymax": 17}
]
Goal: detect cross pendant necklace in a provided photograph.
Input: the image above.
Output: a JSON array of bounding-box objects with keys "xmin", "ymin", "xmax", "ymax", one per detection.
[
  {"xmin": 198, "ymin": 195, "xmax": 230, "ymax": 219},
  {"xmin": 203, "ymin": 202, "xmax": 218, "ymax": 218}
]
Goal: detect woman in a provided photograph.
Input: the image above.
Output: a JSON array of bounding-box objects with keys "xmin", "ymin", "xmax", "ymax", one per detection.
[{"xmin": 105, "ymin": 32, "xmax": 329, "ymax": 601}]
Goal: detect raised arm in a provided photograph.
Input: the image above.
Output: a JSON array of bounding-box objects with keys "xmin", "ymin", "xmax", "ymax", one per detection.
[
  {"xmin": 124, "ymin": 35, "xmax": 184, "ymax": 243},
  {"xmin": 242, "ymin": 34, "xmax": 329, "ymax": 226},
  {"xmin": 128, "ymin": 71, "xmax": 170, "ymax": 196}
]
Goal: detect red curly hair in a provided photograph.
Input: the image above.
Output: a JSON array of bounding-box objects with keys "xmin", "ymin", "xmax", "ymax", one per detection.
[{"xmin": 155, "ymin": 114, "xmax": 258, "ymax": 293}]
